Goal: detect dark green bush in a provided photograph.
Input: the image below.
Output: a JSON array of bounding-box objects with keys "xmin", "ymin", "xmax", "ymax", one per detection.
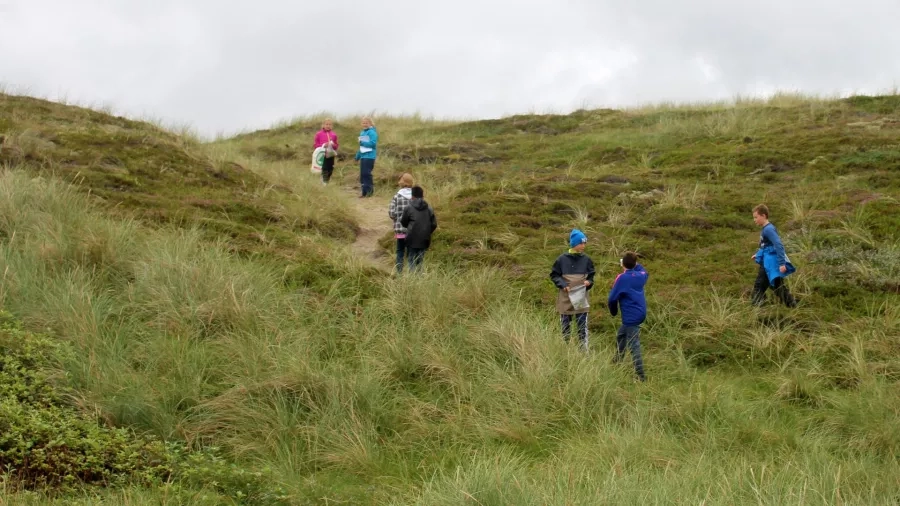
[
  {"xmin": 166, "ymin": 445, "xmax": 289, "ymax": 505},
  {"xmin": 0, "ymin": 311, "xmax": 288, "ymax": 503},
  {"xmin": 0, "ymin": 311, "xmax": 170, "ymax": 488}
]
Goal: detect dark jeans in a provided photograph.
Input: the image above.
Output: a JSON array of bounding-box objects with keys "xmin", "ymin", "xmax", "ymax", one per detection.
[
  {"xmin": 561, "ymin": 312, "xmax": 589, "ymax": 351},
  {"xmin": 615, "ymin": 324, "xmax": 646, "ymax": 381},
  {"xmin": 407, "ymin": 247, "xmax": 426, "ymax": 272},
  {"xmin": 395, "ymin": 238, "xmax": 408, "ymax": 273},
  {"xmin": 359, "ymin": 158, "xmax": 375, "ymax": 196},
  {"xmin": 751, "ymin": 265, "xmax": 796, "ymax": 307},
  {"xmin": 321, "ymin": 155, "xmax": 335, "ymax": 183}
]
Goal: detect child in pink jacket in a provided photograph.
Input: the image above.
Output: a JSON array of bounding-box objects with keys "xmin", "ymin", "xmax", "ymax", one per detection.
[{"xmin": 314, "ymin": 119, "xmax": 339, "ymax": 185}]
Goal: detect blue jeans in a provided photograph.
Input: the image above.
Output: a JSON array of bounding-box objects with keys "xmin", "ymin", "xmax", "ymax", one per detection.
[
  {"xmin": 615, "ymin": 325, "xmax": 646, "ymax": 380},
  {"xmin": 359, "ymin": 158, "xmax": 375, "ymax": 196},
  {"xmin": 407, "ymin": 247, "xmax": 426, "ymax": 273},
  {"xmin": 561, "ymin": 312, "xmax": 589, "ymax": 351},
  {"xmin": 395, "ymin": 238, "xmax": 408, "ymax": 272}
]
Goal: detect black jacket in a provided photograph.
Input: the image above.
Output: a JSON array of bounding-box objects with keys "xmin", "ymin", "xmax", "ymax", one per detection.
[
  {"xmin": 550, "ymin": 252, "xmax": 596, "ymax": 314},
  {"xmin": 550, "ymin": 252, "xmax": 596, "ymax": 290},
  {"xmin": 400, "ymin": 198, "xmax": 437, "ymax": 249}
]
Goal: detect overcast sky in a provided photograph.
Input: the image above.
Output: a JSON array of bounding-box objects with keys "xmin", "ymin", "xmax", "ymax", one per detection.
[{"xmin": 2, "ymin": 0, "xmax": 899, "ymax": 137}]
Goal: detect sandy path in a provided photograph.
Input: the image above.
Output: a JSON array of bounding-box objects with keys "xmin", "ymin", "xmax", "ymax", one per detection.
[{"xmin": 346, "ymin": 188, "xmax": 394, "ymax": 273}]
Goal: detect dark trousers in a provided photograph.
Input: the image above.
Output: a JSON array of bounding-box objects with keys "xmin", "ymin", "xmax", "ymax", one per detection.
[
  {"xmin": 561, "ymin": 312, "xmax": 589, "ymax": 351},
  {"xmin": 615, "ymin": 324, "xmax": 646, "ymax": 381},
  {"xmin": 359, "ymin": 158, "xmax": 375, "ymax": 196},
  {"xmin": 395, "ymin": 238, "xmax": 408, "ymax": 273},
  {"xmin": 407, "ymin": 247, "xmax": 426, "ymax": 272},
  {"xmin": 321, "ymin": 156, "xmax": 335, "ymax": 183},
  {"xmin": 751, "ymin": 265, "xmax": 796, "ymax": 307}
]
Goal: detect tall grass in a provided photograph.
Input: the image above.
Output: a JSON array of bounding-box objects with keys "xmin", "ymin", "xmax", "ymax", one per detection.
[
  {"xmin": 201, "ymin": 142, "xmax": 358, "ymax": 223},
  {"xmin": 656, "ymin": 183, "xmax": 707, "ymax": 210},
  {"xmin": 2, "ymin": 167, "xmax": 899, "ymax": 504},
  {"xmin": 629, "ymin": 91, "xmax": 837, "ymax": 115},
  {"xmin": 3, "ymin": 89, "xmax": 900, "ymax": 503}
]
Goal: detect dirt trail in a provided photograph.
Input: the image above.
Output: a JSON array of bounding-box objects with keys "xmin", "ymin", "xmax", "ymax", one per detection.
[{"xmin": 346, "ymin": 188, "xmax": 394, "ymax": 272}]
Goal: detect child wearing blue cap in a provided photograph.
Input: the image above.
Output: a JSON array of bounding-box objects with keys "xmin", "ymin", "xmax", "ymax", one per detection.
[{"xmin": 550, "ymin": 229, "xmax": 596, "ymax": 351}]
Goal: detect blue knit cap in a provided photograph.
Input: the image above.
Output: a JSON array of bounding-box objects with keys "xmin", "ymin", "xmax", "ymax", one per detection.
[{"xmin": 569, "ymin": 229, "xmax": 587, "ymax": 248}]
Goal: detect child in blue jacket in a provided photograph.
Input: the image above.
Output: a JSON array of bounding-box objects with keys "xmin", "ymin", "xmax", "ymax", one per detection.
[
  {"xmin": 750, "ymin": 204, "xmax": 797, "ymax": 308},
  {"xmin": 355, "ymin": 117, "xmax": 378, "ymax": 197},
  {"xmin": 608, "ymin": 251, "xmax": 648, "ymax": 381}
]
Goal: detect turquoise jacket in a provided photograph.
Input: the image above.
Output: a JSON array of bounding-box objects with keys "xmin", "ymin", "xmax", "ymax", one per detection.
[{"xmin": 355, "ymin": 126, "xmax": 378, "ymax": 160}]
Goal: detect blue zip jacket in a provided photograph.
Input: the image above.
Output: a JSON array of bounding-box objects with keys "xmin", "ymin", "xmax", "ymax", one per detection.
[
  {"xmin": 607, "ymin": 263, "xmax": 649, "ymax": 326},
  {"xmin": 355, "ymin": 126, "xmax": 378, "ymax": 160},
  {"xmin": 754, "ymin": 223, "xmax": 795, "ymax": 286}
]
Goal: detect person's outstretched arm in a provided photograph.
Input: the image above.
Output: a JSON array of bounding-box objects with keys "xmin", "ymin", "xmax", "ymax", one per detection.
[{"xmin": 607, "ymin": 276, "xmax": 623, "ymax": 316}]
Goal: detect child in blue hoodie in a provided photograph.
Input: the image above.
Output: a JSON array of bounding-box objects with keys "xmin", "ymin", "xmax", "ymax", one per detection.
[{"xmin": 607, "ymin": 251, "xmax": 648, "ymax": 381}]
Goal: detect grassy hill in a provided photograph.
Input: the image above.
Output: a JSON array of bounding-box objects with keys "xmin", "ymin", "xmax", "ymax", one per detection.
[{"xmin": 0, "ymin": 91, "xmax": 898, "ymax": 504}]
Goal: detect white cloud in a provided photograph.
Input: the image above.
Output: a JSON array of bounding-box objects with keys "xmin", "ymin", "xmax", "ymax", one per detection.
[{"xmin": 1, "ymin": 0, "xmax": 898, "ymax": 137}]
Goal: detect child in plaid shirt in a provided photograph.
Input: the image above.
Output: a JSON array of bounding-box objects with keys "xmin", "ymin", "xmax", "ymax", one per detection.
[{"xmin": 388, "ymin": 173, "xmax": 414, "ymax": 273}]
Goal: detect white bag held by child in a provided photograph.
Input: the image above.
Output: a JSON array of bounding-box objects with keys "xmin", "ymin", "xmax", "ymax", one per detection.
[
  {"xmin": 568, "ymin": 284, "xmax": 590, "ymax": 311},
  {"xmin": 324, "ymin": 140, "xmax": 337, "ymax": 158},
  {"xmin": 311, "ymin": 146, "xmax": 326, "ymax": 173}
]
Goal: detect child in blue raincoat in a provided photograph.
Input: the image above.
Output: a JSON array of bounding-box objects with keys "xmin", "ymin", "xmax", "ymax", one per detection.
[{"xmin": 750, "ymin": 204, "xmax": 797, "ymax": 307}]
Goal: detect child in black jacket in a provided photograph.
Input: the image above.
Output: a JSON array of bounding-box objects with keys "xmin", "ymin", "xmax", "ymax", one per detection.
[
  {"xmin": 549, "ymin": 229, "xmax": 596, "ymax": 352},
  {"xmin": 399, "ymin": 186, "xmax": 437, "ymax": 273}
]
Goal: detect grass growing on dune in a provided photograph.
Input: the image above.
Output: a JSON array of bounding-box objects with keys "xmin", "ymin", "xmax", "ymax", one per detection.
[
  {"xmin": 1, "ymin": 91, "xmax": 899, "ymax": 504},
  {"xmin": 1, "ymin": 168, "xmax": 899, "ymax": 504}
]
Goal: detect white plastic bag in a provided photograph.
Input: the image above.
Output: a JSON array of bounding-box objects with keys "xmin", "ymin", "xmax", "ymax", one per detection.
[
  {"xmin": 311, "ymin": 147, "xmax": 325, "ymax": 173},
  {"xmin": 568, "ymin": 285, "xmax": 590, "ymax": 311}
]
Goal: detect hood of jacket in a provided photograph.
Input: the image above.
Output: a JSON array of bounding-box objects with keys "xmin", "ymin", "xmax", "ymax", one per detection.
[
  {"xmin": 396, "ymin": 188, "xmax": 412, "ymax": 199},
  {"xmin": 411, "ymin": 198, "xmax": 429, "ymax": 210}
]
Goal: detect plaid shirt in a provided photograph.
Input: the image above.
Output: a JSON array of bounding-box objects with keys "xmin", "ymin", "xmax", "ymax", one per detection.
[{"xmin": 388, "ymin": 189, "xmax": 412, "ymax": 234}]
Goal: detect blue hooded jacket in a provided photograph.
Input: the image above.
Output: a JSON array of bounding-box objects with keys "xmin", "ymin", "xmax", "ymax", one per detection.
[
  {"xmin": 754, "ymin": 223, "xmax": 795, "ymax": 286},
  {"xmin": 608, "ymin": 263, "xmax": 649, "ymax": 326},
  {"xmin": 355, "ymin": 126, "xmax": 378, "ymax": 160}
]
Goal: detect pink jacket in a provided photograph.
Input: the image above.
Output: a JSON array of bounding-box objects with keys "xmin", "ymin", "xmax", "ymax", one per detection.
[{"xmin": 313, "ymin": 129, "xmax": 339, "ymax": 150}]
